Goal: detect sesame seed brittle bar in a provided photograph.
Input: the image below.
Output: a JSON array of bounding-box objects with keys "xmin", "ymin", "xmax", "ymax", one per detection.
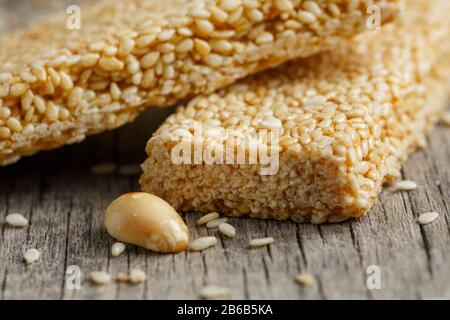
[
  {"xmin": 0, "ymin": 0, "xmax": 401, "ymax": 165},
  {"xmin": 140, "ymin": 0, "xmax": 450, "ymax": 223}
]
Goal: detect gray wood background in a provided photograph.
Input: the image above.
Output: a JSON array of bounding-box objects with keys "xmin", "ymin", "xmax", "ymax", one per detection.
[{"xmin": 0, "ymin": 0, "xmax": 449, "ymax": 300}]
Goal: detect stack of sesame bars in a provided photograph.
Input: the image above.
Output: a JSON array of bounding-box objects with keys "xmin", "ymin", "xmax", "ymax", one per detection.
[{"xmin": 1, "ymin": 0, "xmax": 450, "ymax": 222}]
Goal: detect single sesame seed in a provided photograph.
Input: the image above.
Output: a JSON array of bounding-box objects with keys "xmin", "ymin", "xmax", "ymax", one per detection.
[
  {"xmin": 0, "ymin": 126, "xmax": 11, "ymax": 138},
  {"xmin": 90, "ymin": 271, "xmax": 112, "ymax": 285},
  {"xmin": 256, "ymin": 32, "xmax": 274, "ymax": 44},
  {"xmin": 10, "ymin": 83, "xmax": 29, "ymax": 97},
  {"xmin": 418, "ymin": 212, "xmax": 439, "ymax": 225},
  {"xmin": 303, "ymin": 1, "xmax": 322, "ymax": 16},
  {"xmin": 197, "ymin": 212, "xmax": 220, "ymax": 225},
  {"xmin": 111, "ymin": 242, "xmax": 126, "ymax": 257},
  {"xmin": 206, "ymin": 217, "xmax": 228, "ymax": 228},
  {"xmin": 394, "ymin": 180, "xmax": 417, "ymax": 191},
  {"xmin": 23, "ymin": 248, "xmax": 40, "ymax": 264},
  {"xmin": 116, "ymin": 272, "xmax": 130, "ymax": 283},
  {"xmin": 190, "ymin": 236, "xmax": 217, "ymax": 251},
  {"xmin": 297, "ymin": 11, "xmax": 317, "ymax": 23},
  {"xmin": 275, "ymin": 0, "xmax": 294, "ymax": 12},
  {"xmin": 176, "ymin": 38, "xmax": 194, "ymax": 53},
  {"xmin": 6, "ymin": 117, "xmax": 23, "ymax": 132},
  {"xmin": 5, "ymin": 213, "xmax": 28, "ymax": 227},
  {"xmin": 158, "ymin": 29, "xmax": 175, "ymax": 41},
  {"xmin": 249, "ymin": 237, "xmax": 274, "ymax": 248},
  {"xmin": 194, "ymin": 39, "xmax": 211, "ymax": 56},
  {"xmin": 204, "ymin": 54, "xmax": 224, "ymax": 67},
  {"xmin": 295, "ymin": 273, "xmax": 314, "ymax": 286},
  {"xmin": 129, "ymin": 268, "xmax": 147, "ymax": 284},
  {"xmin": 218, "ymin": 223, "xmax": 236, "ymax": 238},
  {"xmin": 140, "ymin": 52, "xmax": 160, "ymax": 69},
  {"xmin": 199, "ymin": 286, "xmax": 231, "ymax": 299},
  {"xmin": 195, "ymin": 19, "xmax": 215, "ymax": 35}
]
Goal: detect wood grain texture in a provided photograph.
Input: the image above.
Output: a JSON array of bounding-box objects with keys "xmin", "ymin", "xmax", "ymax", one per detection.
[{"xmin": 0, "ymin": 0, "xmax": 449, "ymax": 300}]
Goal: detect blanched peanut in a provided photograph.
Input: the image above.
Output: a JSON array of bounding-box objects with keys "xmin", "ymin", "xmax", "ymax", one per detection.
[{"xmin": 104, "ymin": 192, "xmax": 189, "ymax": 253}]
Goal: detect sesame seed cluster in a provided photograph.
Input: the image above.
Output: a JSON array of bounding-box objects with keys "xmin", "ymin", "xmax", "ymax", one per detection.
[
  {"xmin": 140, "ymin": 0, "xmax": 450, "ymax": 223},
  {"xmin": 0, "ymin": 0, "xmax": 401, "ymax": 165}
]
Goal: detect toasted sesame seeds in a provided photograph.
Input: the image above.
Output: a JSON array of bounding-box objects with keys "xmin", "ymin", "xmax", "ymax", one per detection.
[
  {"xmin": 140, "ymin": 0, "xmax": 429, "ymax": 223},
  {"xmin": 199, "ymin": 286, "xmax": 231, "ymax": 299},
  {"xmin": 111, "ymin": 242, "xmax": 126, "ymax": 257},
  {"xmin": 249, "ymin": 237, "xmax": 274, "ymax": 248},
  {"xmin": 206, "ymin": 217, "xmax": 228, "ymax": 228},
  {"xmin": 295, "ymin": 273, "xmax": 314, "ymax": 286},
  {"xmin": 5, "ymin": 213, "xmax": 28, "ymax": 227},
  {"xmin": 394, "ymin": 180, "xmax": 417, "ymax": 191},
  {"xmin": 190, "ymin": 236, "xmax": 217, "ymax": 251},
  {"xmin": 129, "ymin": 268, "xmax": 147, "ymax": 284},
  {"xmin": 197, "ymin": 212, "xmax": 220, "ymax": 225},
  {"xmin": 90, "ymin": 162, "xmax": 117, "ymax": 175},
  {"xmin": 90, "ymin": 271, "xmax": 112, "ymax": 285},
  {"xmin": 23, "ymin": 248, "xmax": 40, "ymax": 264},
  {"xmin": 218, "ymin": 223, "xmax": 236, "ymax": 238},
  {"xmin": 418, "ymin": 212, "xmax": 439, "ymax": 225}
]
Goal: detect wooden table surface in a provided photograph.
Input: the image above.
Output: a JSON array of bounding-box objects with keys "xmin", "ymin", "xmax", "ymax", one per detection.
[{"xmin": 1, "ymin": 0, "xmax": 449, "ymax": 300}]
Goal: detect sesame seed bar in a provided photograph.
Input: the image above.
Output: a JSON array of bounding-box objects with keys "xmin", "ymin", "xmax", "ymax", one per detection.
[
  {"xmin": 140, "ymin": 0, "xmax": 450, "ymax": 223},
  {"xmin": 0, "ymin": 0, "xmax": 401, "ymax": 165}
]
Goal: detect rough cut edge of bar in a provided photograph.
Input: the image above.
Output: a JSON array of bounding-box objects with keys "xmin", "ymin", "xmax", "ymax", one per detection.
[
  {"xmin": 140, "ymin": 0, "xmax": 450, "ymax": 223},
  {"xmin": 0, "ymin": 0, "xmax": 402, "ymax": 165}
]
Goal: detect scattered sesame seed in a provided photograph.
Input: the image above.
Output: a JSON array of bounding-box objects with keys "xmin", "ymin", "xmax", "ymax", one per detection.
[
  {"xmin": 394, "ymin": 180, "xmax": 418, "ymax": 191},
  {"xmin": 199, "ymin": 286, "xmax": 231, "ymax": 300},
  {"xmin": 206, "ymin": 217, "xmax": 228, "ymax": 228},
  {"xmin": 129, "ymin": 268, "xmax": 147, "ymax": 284},
  {"xmin": 111, "ymin": 242, "xmax": 126, "ymax": 257},
  {"xmin": 23, "ymin": 248, "xmax": 40, "ymax": 264},
  {"xmin": 116, "ymin": 272, "xmax": 130, "ymax": 283},
  {"xmin": 90, "ymin": 271, "xmax": 112, "ymax": 285},
  {"xmin": 418, "ymin": 212, "xmax": 439, "ymax": 225},
  {"xmin": 5, "ymin": 213, "xmax": 28, "ymax": 227},
  {"xmin": 197, "ymin": 212, "xmax": 220, "ymax": 225},
  {"xmin": 295, "ymin": 273, "xmax": 314, "ymax": 286},
  {"xmin": 218, "ymin": 223, "xmax": 236, "ymax": 238},
  {"xmin": 190, "ymin": 237, "xmax": 217, "ymax": 251},
  {"xmin": 249, "ymin": 237, "xmax": 274, "ymax": 248}
]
